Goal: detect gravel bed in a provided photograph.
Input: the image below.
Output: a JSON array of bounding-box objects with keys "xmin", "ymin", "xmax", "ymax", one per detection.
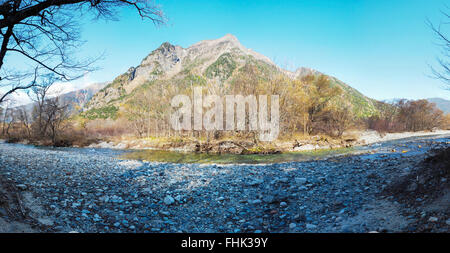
[{"xmin": 0, "ymin": 136, "xmax": 449, "ymax": 233}]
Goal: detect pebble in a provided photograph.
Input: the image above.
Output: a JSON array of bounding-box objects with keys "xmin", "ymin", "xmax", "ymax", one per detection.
[
  {"xmin": 16, "ymin": 184, "xmax": 27, "ymax": 190},
  {"xmin": 250, "ymin": 199, "xmax": 262, "ymax": 205},
  {"xmin": 295, "ymin": 178, "xmax": 307, "ymax": 185},
  {"xmin": 71, "ymin": 202, "xmax": 81, "ymax": 208},
  {"xmin": 248, "ymin": 179, "xmax": 264, "ymax": 186},
  {"xmin": 428, "ymin": 217, "xmax": 438, "ymax": 222},
  {"xmin": 306, "ymin": 224, "xmax": 317, "ymax": 230},
  {"xmin": 164, "ymin": 195, "xmax": 175, "ymax": 205}
]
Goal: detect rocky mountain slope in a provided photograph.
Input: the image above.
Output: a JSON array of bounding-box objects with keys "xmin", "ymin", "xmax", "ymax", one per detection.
[
  {"xmin": 58, "ymin": 82, "xmax": 108, "ymax": 113},
  {"xmin": 85, "ymin": 34, "xmax": 379, "ymax": 118},
  {"xmin": 16, "ymin": 82, "xmax": 107, "ymax": 115}
]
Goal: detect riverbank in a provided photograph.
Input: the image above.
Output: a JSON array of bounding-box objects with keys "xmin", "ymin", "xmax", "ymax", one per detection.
[
  {"xmin": 357, "ymin": 129, "xmax": 450, "ymax": 145},
  {"xmin": 3, "ymin": 129, "xmax": 450, "ymax": 155},
  {"xmin": 85, "ymin": 129, "xmax": 450, "ymax": 153},
  {"xmin": 0, "ymin": 134, "xmax": 448, "ymax": 232}
]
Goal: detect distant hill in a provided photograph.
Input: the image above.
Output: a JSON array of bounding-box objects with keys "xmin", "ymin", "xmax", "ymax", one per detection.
[
  {"xmin": 58, "ymin": 82, "xmax": 108, "ymax": 113},
  {"xmin": 16, "ymin": 82, "xmax": 108, "ymax": 115},
  {"xmin": 427, "ymin": 98, "xmax": 450, "ymax": 114}
]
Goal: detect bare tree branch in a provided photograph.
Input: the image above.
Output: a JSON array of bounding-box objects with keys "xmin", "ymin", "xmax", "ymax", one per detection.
[
  {"xmin": 428, "ymin": 8, "xmax": 450, "ymax": 88},
  {"xmin": 0, "ymin": 0, "xmax": 165, "ymax": 104}
]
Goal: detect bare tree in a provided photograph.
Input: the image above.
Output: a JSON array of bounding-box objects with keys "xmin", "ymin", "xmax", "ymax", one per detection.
[
  {"xmin": 16, "ymin": 106, "xmax": 31, "ymax": 137},
  {"xmin": 330, "ymin": 106, "xmax": 353, "ymax": 137},
  {"xmin": 30, "ymin": 79, "xmax": 53, "ymax": 137},
  {"xmin": 428, "ymin": 8, "xmax": 450, "ymax": 87},
  {"xmin": 124, "ymin": 91, "xmax": 151, "ymax": 138},
  {"xmin": 0, "ymin": 105, "xmax": 3, "ymax": 131},
  {"xmin": 27, "ymin": 79, "xmax": 70, "ymax": 144},
  {"xmin": 2, "ymin": 104, "xmax": 17, "ymax": 137},
  {"xmin": 42, "ymin": 96, "xmax": 69, "ymax": 144},
  {"xmin": 305, "ymin": 75, "xmax": 342, "ymax": 135},
  {"xmin": 1, "ymin": 98, "xmax": 14, "ymax": 136},
  {"xmin": 0, "ymin": 0, "xmax": 165, "ymax": 104},
  {"xmin": 396, "ymin": 99, "xmax": 443, "ymax": 132}
]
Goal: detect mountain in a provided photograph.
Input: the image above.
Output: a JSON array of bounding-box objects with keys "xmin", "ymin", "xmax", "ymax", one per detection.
[
  {"xmin": 85, "ymin": 34, "xmax": 379, "ymax": 118},
  {"xmin": 16, "ymin": 82, "xmax": 107, "ymax": 115},
  {"xmin": 58, "ymin": 82, "xmax": 108, "ymax": 112},
  {"xmin": 427, "ymin": 98, "xmax": 450, "ymax": 114}
]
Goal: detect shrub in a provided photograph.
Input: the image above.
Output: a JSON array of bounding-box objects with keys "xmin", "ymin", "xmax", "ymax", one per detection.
[{"xmin": 80, "ymin": 106, "xmax": 119, "ymax": 120}]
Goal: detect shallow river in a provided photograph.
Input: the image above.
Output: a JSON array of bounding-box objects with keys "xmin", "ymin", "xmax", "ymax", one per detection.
[{"xmin": 27, "ymin": 133, "xmax": 450, "ymax": 164}]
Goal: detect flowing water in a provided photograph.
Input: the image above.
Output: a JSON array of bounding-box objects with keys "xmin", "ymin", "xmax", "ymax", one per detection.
[
  {"xmin": 119, "ymin": 134, "xmax": 450, "ymax": 164},
  {"xmin": 119, "ymin": 147, "xmax": 355, "ymax": 164},
  {"xmin": 13, "ymin": 133, "xmax": 450, "ymax": 164}
]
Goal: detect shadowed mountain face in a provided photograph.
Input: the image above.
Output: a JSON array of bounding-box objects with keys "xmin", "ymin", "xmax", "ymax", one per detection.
[
  {"xmin": 427, "ymin": 98, "xmax": 450, "ymax": 114},
  {"xmin": 85, "ymin": 34, "xmax": 379, "ymax": 117},
  {"xmin": 58, "ymin": 82, "xmax": 108, "ymax": 112},
  {"xmin": 16, "ymin": 82, "xmax": 107, "ymax": 115}
]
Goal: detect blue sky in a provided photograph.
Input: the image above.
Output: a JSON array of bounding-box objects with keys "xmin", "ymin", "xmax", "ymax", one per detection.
[{"xmin": 12, "ymin": 0, "xmax": 450, "ymax": 101}]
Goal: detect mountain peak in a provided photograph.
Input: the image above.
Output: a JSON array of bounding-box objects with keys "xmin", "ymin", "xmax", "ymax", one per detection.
[
  {"xmin": 191, "ymin": 33, "xmax": 242, "ymax": 49},
  {"xmin": 221, "ymin": 33, "xmax": 239, "ymax": 42},
  {"xmin": 159, "ymin": 41, "xmax": 174, "ymax": 48},
  {"xmin": 155, "ymin": 41, "xmax": 176, "ymax": 54}
]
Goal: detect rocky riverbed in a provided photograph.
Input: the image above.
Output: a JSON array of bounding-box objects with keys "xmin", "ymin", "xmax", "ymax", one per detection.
[{"xmin": 0, "ymin": 135, "xmax": 449, "ymax": 233}]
